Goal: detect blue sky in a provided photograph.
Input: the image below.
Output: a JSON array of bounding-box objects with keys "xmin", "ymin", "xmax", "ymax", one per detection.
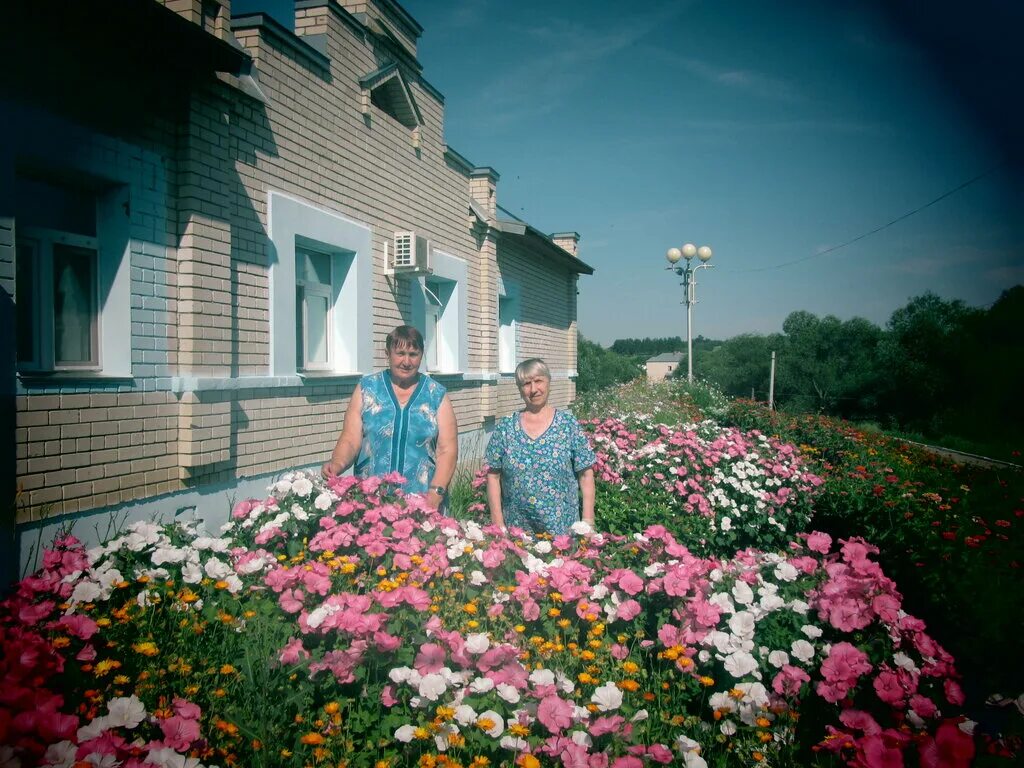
[{"xmin": 238, "ymin": 0, "xmax": 1023, "ymax": 345}]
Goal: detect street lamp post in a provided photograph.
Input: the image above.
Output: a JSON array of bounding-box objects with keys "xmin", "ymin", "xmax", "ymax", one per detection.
[{"xmin": 665, "ymin": 243, "xmax": 714, "ymax": 383}]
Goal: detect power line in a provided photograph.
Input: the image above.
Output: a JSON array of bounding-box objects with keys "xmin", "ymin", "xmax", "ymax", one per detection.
[{"xmin": 727, "ymin": 162, "xmax": 1006, "ymax": 274}]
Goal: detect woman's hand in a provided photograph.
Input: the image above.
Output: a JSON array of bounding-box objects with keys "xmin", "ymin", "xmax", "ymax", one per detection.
[
  {"xmin": 425, "ymin": 489, "xmax": 444, "ymax": 509},
  {"xmin": 322, "ymin": 461, "xmax": 341, "ymax": 479}
]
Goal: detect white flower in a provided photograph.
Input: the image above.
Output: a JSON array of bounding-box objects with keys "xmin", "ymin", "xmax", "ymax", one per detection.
[
  {"xmin": 720, "ymin": 516, "xmax": 732, "ymax": 531},
  {"xmin": 571, "ymin": 730, "xmax": 592, "ymax": 746},
  {"xmin": 192, "ymin": 536, "xmax": 230, "ymax": 552},
  {"xmin": 181, "ymin": 562, "xmax": 203, "ymax": 584},
  {"xmin": 720, "ymin": 719, "xmax": 737, "ymax": 735},
  {"xmin": 801, "ymin": 624, "xmax": 823, "ymax": 639},
  {"xmin": 735, "ymin": 682, "xmax": 770, "ymax": 707},
  {"xmin": 534, "ymin": 540, "xmax": 552, "ymax": 554},
  {"xmin": 768, "ymin": 650, "xmax": 790, "ymax": 668},
  {"xmin": 590, "ymin": 583, "xmax": 609, "ymax": 600},
  {"xmin": 77, "ymin": 715, "xmax": 110, "ymax": 741},
  {"xmin": 418, "ymin": 673, "xmax": 448, "ymax": 701},
  {"xmin": 644, "ymin": 562, "xmax": 665, "ymax": 577},
  {"xmin": 314, "ymin": 492, "xmax": 333, "ymax": 511},
  {"xmin": 708, "ymin": 692, "xmax": 736, "ymax": 713},
  {"xmin": 556, "ymin": 671, "xmax": 575, "ymax": 694},
  {"xmin": 893, "ymin": 652, "xmax": 919, "ymax": 674},
  {"xmin": 469, "ymin": 676, "xmax": 495, "ymax": 694},
  {"xmin": 306, "ymin": 602, "xmax": 342, "ymax": 630},
  {"xmin": 70, "ymin": 580, "xmax": 102, "ymax": 605},
  {"xmin": 145, "ymin": 749, "xmax": 204, "ymax": 768},
  {"xmin": 151, "ymin": 546, "xmax": 187, "ymax": 565},
  {"xmin": 789, "ymin": 599, "xmax": 810, "ymax": 614},
  {"xmin": 394, "ymin": 724, "xmax": 417, "ymax": 742},
  {"xmin": 476, "ymin": 710, "xmax": 505, "ymax": 738},
  {"xmin": 105, "ymin": 695, "xmax": 146, "ymax": 729},
  {"xmin": 758, "ymin": 593, "xmax": 785, "ymax": 612},
  {"xmin": 631, "ymin": 709, "xmax": 648, "ymax": 722},
  {"xmin": 529, "ymin": 669, "xmax": 555, "ymax": 687},
  {"xmin": 731, "ymin": 580, "xmax": 754, "ymax": 605},
  {"xmin": 454, "ymin": 705, "xmax": 478, "ymax": 726},
  {"xmin": 500, "ymin": 735, "xmax": 529, "ymax": 751},
  {"xmin": 723, "ymin": 650, "xmax": 758, "ymax": 678},
  {"xmin": 469, "ymin": 570, "xmax": 488, "ymax": 586},
  {"xmin": 708, "ymin": 592, "xmax": 735, "ymax": 613},
  {"xmin": 203, "ymin": 557, "xmax": 232, "ymax": 580},
  {"xmin": 463, "ymin": 521, "xmax": 485, "ymax": 541},
  {"xmin": 728, "ymin": 611, "xmax": 756, "ymax": 638},
  {"xmin": 496, "ymin": 684, "xmax": 521, "ymax": 704},
  {"xmin": 791, "ymin": 639, "xmax": 815, "ymax": 662},
  {"xmin": 698, "ymin": 649, "xmax": 711, "ymax": 663},
  {"xmin": 773, "ymin": 562, "xmax": 798, "ymax": 582},
  {"xmin": 465, "ymin": 633, "xmax": 490, "ymax": 654},
  {"xmin": 41, "ymin": 740, "xmax": 77, "ymax": 768},
  {"xmin": 571, "ymin": 519, "xmax": 593, "ymax": 536},
  {"xmin": 591, "ymin": 681, "xmax": 623, "ymax": 712},
  {"xmin": 291, "ymin": 476, "xmax": 313, "ymax": 497},
  {"xmin": 275, "ymin": 480, "xmax": 293, "ymax": 496}
]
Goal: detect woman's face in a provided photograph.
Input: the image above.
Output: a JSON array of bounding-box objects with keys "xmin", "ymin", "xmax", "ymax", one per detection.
[
  {"xmin": 518, "ymin": 372, "xmax": 550, "ymax": 408},
  {"xmin": 388, "ymin": 343, "xmax": 422, "ymax": 381}
]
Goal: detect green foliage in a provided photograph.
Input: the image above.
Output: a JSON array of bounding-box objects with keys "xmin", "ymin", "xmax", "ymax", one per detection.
[{"xmin": 576, "ymin": 332, "xmax": 642, "ymax": 394}]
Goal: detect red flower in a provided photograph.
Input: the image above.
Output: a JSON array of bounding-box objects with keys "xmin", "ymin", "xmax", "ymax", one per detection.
[{"xmin": 919, "ymin": 720, "xmax": 975, "ymax": 768}]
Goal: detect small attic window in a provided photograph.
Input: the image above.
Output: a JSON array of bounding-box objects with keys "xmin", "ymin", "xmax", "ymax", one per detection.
[{"xmin": 360, "ymin": 63, "xmax": 423, "ymax": 130}]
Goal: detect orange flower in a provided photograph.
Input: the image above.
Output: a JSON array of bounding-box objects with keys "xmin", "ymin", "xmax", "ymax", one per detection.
[{"xmin": 300, "ymin": 732, "xmax": 325, "ymax": 746}]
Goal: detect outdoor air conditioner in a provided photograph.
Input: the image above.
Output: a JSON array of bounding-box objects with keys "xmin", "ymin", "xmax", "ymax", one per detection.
[{"xmin": 388, "ymin": 231, "xmax": 433, "ymax": 275}]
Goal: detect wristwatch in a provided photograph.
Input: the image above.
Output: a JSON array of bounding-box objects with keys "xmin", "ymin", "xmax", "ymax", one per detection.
[{"xmin": 430, "ymin": 485, "xmax": 447, "ymax": 497}]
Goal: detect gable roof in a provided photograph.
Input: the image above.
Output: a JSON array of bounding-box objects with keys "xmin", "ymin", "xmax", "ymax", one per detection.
[
  {"xmin": 359, "ymin": 62, "xmax": 423, "ymax": 128},
  {"xmin": 646, "ymin": 353, "xmax": 684, "ymax": 363},
  {"xmin": 495, "ymin": 205, "xmax": 594, "ymax": 275}
]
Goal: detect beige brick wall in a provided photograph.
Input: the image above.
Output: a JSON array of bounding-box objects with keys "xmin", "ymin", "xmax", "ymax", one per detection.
[{"xmin": 7, "ymin": 1, "xmax": 584, "ymax": 525}]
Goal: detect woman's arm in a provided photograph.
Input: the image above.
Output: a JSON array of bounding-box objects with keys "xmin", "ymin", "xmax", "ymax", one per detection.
[
  {"xmin": 578, "ymin": 467, "xmax": 595, "ymax": 526},
  {"xmin": 486, "ymin": 470, "xmax": 505, "ymax": 528},
  {"xmin": 322, "ymin": 384, "xmax": 363, "ymax": 477},
  {"xmin": 427, "ymin": 395, "xmax": 458, "ymax": 508}
]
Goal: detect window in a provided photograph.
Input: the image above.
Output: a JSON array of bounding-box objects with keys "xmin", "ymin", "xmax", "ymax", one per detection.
[
  {"xmin": 267, "ymin": 192, "xmax": 374, "ymax": 377},
  {"xmin": 497, "ymin": 281, "xmax": 519, "ymax": 373},
  {"xmin": 412, "ymin": 249, "xmax": 467, "ymax": 375},
  {"xmin": 15, "ymin": 175, "xmax": 127, "ymax": 373},
  {"xmin": 295, "ymin": 246, "xmax": 332, "ymax": 370}
]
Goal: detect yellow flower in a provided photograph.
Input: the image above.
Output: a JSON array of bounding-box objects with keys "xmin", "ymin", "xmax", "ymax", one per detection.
[
  {"xmin": 517, "ymin": 756, "xmax": 541, "ymax": 768},
  {"xmin": 617, "ymin": 679, "xmax": 640, "ymax": 692},
  {"xmin": 475, "ymin": 717, "xmax": 496, "ymax": 732},
  {"xmin": 622, "ymin": 661, "xmax": 640, "ymax": 674},
  {"xmin": 300, "ymin": 732, "xmax": 325, "ymax": 745},
  {"xmin": 324, "ymin": 702, "xmax": 341, "ymax": 715},
  {"xmin": 547, "ymin": 608, "xmax": 561, "ymax": 618},
  {"xmin": 462, "ymin": 603, "xmax": 478, "ymax": 614},
  {"xmin": 94, "ymin": 659, "xmax": 122, "ymax": 676},
  {"xmin": 219, "ymin": 664, "xmax": 236, "ymax": 675},
  {"xmin": 557, "ymin": 619, "xmax": 571, "ymax": 629},
  {"xmin": 414, "ymin": 726, "xmax": 431, "ymax": 740},
  {"xmin": 52, "ymin": 636, "xmax": 71, "ymax": 649},
  {"xmin": 509, "ymin": 723, "xmax": 530, "ymax": 738},
  {"xmin": 132, "ymin": 641, "xmax": 159, "ymax": 657},
  {"xmin": 466, "ymin": 620, "xmax": 480, "ymax": 629},
  {"xmin": 514, "ymin": 625, "xmax": 526, "ymax": 633}
]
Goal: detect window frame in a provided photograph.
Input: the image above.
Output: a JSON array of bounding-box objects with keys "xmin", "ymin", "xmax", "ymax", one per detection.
[
  {"xmin": 16, "ymin": 225, "xmax": 101, "ymax": 373},
  {"xmin": 497, "ymin": 281, "xmax": 520, "ymax": 374},
  {"xmin": 294, "ymin": 245, "xmax": 334, "ymax": 372}
]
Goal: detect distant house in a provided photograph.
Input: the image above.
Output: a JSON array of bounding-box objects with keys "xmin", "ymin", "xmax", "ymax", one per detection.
[
  {"xmin": 0, "ymin": 0, "xmax": 593, "ymax": 574},
  {"xmin": 645, "ymin": 353, "xmax": 684, "ymax": 382}
]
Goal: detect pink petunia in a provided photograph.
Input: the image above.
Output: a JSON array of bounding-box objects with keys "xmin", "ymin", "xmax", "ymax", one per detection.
[
  {"xmin": 414, "ymin": 643, "xmax": 447, "ymax": 675},
  {"xmin": 616, "ymin": 600, "xmax": 642, "ymax": 621},
  {"xmin": 536, "ymin": 694, "xmax": 574, "ymax": 734},
  {"xmin": 805, "ymin": 531, "xmax": 832, "ymax": 554}
]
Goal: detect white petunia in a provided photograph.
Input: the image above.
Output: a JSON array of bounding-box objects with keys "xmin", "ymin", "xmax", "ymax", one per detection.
[
  {"xmin": 203, "ymin": 557, "xmax": 232, "ymax": 580},
  {"xmin": 151, "ymin": 546, "xmax": 188, "ymax": 565},
  {"xmin": 789, "ymin": 599, "xmax": 810, "ymax": 614},
  {"xmin": 590, "ymin": 583, "xmax": 609, "ymax": 600},
  {"xmin": 571, "ymin": 730, "xmax": 592, "ymax": 746},
  {"xmin": 631, "ymin": 709, "xmax": 648, "ymax": 722},
  {"xmin": 275, "ymin": 480, "xmax": 293, "ymax": 496},
  {"xmin": 181, "ymin": 562, "xmax": 203, "ymax": 584},
  {"xmin": 500, "ymin": 735, "xmax": 529, "ymax": 751},
  {"xmin": 723, "ymin": 650, "xmax": 758, "ymax": 678},
  {"xmin": 453, "ymin": 705, "xmax": 478, "ymax": 726},
  {"xmin": 314, "ymin": 492, "xmax": 333, "ymax": 511},
  {"xmin": 801, "ymin": 624, "xmax": 823, "ymax": 639},
  {"xmin": 495, "ymin": 683, "xmax": 521, "ymax": 704},
  {"xmin": 77, "ymin": 715, "xmax": 110, "ymax": 741},
  {"xmin": 394, "ymin": 724, "xmax": 417, "ymax": 743},
  {"xmin": 768, "ymin": 650, "xmax": 790, "ymax": 668},
  {"xmin": 644, "ymin": 562, "xmax": 665, "ymax": 577},
  {"xmin": 105, "ymin": 695, "xmax": 146, "ymax": 729},
  {"xmin": 759, "ymin": 593, "xmax": 785, "ymax": 612},
  {"xmin": 893, "ymin": 652, "xmax": 919, "ymax": 674},
  {"xmin": 70, "ymin": 580, "xmax": 102, "ymax": 605},
  {"xmin": 145, "ymin": 748, "xmax": 204, "ymax": 768},
  {"xmin": 570, "ymin": 519, "xmax": 593, "ymax": 536},
  {"xmin": 41, "ymin": 740, "xmax": 77, "ymax": 768},
  {"xmin": 464, "ymin": 633, "xmax": 490, "ymax": 654},
  {"xmin": 731, "ymin": 580, "xmax": 754, "ymax": 605},
  {"xmin": 418, "ymin": 673, "xmax": 448, "ymax": 701},
  {"xmin": 708, "ymin": 592, "xmax": 735, "ymax": 613},
  {"xmin": 534, "ymin": 540, "xmax": 552, "ymax": 554},
  {"xmin": 469, "ymin": 570, "xmax": 488, "ymax": 586},
  {"xmin": 720, "ymin": 516, "xmax": 732, "ymax": 531},
  {"xmin": 469, "ymin": 676, "xmax": 495, "ymax": 694},
  {"xmin": 790, "ymin": 639, "xmax": 815, "ymax": 662},
  {"xmin": 529, "ymin": 669, "xmax": 555, "ymax": 687},
  {"xmin": 728, "ymin": 611, "xmax": 756, "ymax": 638},
  {"xmin": 773, "ymin": 562, "xmax": 799, "ymax": 582},
  {"xmin": 291, "ymin": 476, "xmax": 313, "ymax": 497},
  {"xmin": 720, "ymin": 720, "xmax": 737, "ymax": 735},
  {"xmin": 591, "ymin": 681, "xmax": 623, "ymax": 712}
]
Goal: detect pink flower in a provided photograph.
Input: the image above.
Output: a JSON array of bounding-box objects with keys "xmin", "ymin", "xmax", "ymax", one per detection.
[
  {"xmin": 858, "ymin": 733, "xmax": 905, "ymax": 768},
  {"xmin": 537, "ymin": 694, "xmax": 574, "ymax": 734},
  {"xmin": 772, "ymin": 665, "xmax": 811, "ymax": 697},
  {"xmin": 381, "ymin": 685, "xmax": 398, "ymax": 707},
  {"xmin": 839, "ymin": 709, "xmax": 881, "ymax": 735},
  {"xmin": 919, "ymin": 719, "xmax": 975, "ymax": 768},
  {"xmin": 616, "ymin": 600, "xmax": 641, "ymax": 621},
  {"xmin": 278, "ymin": 637, "xmax": 309, "ymax": 665},
  {"xmin": 910, "ymin": 694, "xmax": 938, "ymax": 719},
  {"xmin": 872, "ymin": 594, "xmax": 901, "ymax": 623},
  {"xmin": 646, "ymin": 744, "xmax": 674, "ymax": 764},
  {"xmin": 231, "ymin": 499, "xmax": 255, "ymax": 519},
  {"xmin": 589, "ymin": 715, "xmax": 624, "ymax": 737},
  {"xmin": 611, "ymin": 757, "xmax": 643, "ymax": 768},
  {"xmin": 805, "ymin": 532, "xmax": 832, "ymax": 553},
  {"xmin": 374, "ymin": 631, "xmax": 401, "ymax": 652},
  {"xmin": 414, "ymin": 643, "xmax": 447, "ymax": 675},
  {"xmin": 943, "ymin": 679, "xmax": 965, "ymax": 706},
  {"xmin": 54, "ymin": 614, "xmax": 98, "ymax": 640},
  {"xmin": 160, "ymin": 714, "xmax": 200, "ymax": 750},
  {"xmin": 873, "ymin": 670, "xmax": 907, "ymax": 705}
]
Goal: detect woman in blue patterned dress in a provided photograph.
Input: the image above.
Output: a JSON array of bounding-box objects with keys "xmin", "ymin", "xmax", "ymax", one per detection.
[
  {"xmin": 485, "ymin": 358, "xmax": 596, "ymax": 535},
  {"xmin": 322, "ymin": 325, "xmax": 457, "ymax": 508}
]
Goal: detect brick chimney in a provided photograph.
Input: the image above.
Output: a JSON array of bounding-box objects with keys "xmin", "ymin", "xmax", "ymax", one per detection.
[
  {"xmin": 551, "ymin": 232, "xmax": 580, "ymax": 257},
  {"xmin": 158, "ymin": 0, "xmax": 232, "ymax": 40},
  {"xmin": 470, "ymin": 167, "xmax": 499, "ymax": 221},
  {"xmin": 335, "ymin": 0, "xmax": 423, "ymax": 57}
]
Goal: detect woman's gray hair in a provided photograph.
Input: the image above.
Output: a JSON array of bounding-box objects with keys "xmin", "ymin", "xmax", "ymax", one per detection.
[{"xmin": 514, "ymin": 358, "xmax": 551, "ymax": 387}]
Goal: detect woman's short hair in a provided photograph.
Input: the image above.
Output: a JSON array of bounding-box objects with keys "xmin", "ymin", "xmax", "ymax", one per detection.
[
  {"xmin": 515, "ymin": 358, "xmax": 551, "ymax": 387},
  {"xmin": 385, "ymin": 325, "xmax": 424, "ymax": 353}
]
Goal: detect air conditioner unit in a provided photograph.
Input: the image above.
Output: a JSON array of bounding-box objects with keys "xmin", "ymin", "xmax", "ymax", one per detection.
[{"xmin": 387, "ymin": 231, "xmax": 433, "ymax": 276}]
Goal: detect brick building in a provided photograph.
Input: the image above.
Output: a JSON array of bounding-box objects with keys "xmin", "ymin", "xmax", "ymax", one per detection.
[{"xmin": 0, "ymin": 0, "xmax": 593, "ymax": 576}]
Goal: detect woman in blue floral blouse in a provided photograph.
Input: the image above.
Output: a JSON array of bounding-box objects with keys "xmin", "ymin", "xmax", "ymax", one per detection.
[{"xmin": 485, "ymin": 358, "xmax": 596, "ymax": 535}]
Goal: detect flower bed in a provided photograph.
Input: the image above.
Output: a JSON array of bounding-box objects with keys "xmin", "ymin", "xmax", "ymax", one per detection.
[{"xmin": 1, "ymin": 471, "xmax": 975, "ymax": 768}]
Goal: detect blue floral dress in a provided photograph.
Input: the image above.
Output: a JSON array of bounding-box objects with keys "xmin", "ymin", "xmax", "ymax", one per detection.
[
  {"xmin": 356, "ymin": 371, "xmax": 446, "ymax": 494},
  {"xmin": 485, "ymin": 409, "xmax": 596, "ymax": 535}
]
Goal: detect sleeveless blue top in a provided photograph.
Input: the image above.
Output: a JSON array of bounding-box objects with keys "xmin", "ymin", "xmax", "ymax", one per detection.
[{"xmin": 355, "ymin": 371, "xmax": 447, "ymax": 494}]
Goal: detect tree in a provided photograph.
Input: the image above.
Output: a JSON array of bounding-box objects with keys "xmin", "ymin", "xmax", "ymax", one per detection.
[{"xmin": 577, "ymin": 333, "xmax": 642, "ymax": 393}]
